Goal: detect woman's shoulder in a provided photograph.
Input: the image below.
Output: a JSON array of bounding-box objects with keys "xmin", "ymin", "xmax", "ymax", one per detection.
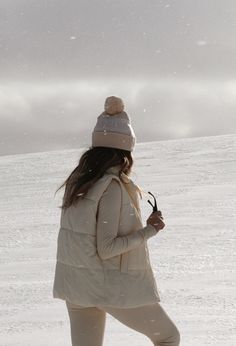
[
  {"xmin": 102, "ymin": 177, "xmax": 122, "ymax": 196},
  {"xmin": 85, "ymin": 173, "xmax": 121, "ymax": 202}
]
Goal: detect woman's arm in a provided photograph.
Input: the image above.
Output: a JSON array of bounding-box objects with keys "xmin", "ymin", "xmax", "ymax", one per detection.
[{"xmin": 96, "ymin": 179, "xmax": 157, "ymax": 260}]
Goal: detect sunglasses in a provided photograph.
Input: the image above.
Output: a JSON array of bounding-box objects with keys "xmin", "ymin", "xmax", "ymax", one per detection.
[{"xmin": 147, "ymin": 191, "xmax": 159, "ymax": 212}]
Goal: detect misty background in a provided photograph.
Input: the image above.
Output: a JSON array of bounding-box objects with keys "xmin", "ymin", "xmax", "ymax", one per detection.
[{"xmin": 0, "ymin": 0, "xmax": 235, "ymax": 156}]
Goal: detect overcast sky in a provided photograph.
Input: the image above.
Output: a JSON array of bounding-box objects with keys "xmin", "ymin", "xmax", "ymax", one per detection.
[{"xmin": 0, "ymin": 0, "xmax": 235, "ymax": 155}]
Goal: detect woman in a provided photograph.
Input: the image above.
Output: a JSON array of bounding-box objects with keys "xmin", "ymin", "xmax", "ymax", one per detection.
[{"xmin": 52, "ymin": 96, "xmax": 180, "ymax": 346}]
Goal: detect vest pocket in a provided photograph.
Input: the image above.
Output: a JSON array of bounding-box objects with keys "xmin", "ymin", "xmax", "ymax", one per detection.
[
  {"xmin": 120, "ymin": 243, "xmax": 150, "ymax": 273},
  {"xmin": 120, "ymin": 252, "xmax": 129, "ymax": 272},
  {"xmin": 102, "ymin": 254, "xmax": 122, "ymax": 270}
]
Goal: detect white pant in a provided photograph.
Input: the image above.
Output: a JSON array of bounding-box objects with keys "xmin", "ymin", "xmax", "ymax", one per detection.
[{"xmin": 66, "ymin": 301, "xmax": 180, "ymax": 346}]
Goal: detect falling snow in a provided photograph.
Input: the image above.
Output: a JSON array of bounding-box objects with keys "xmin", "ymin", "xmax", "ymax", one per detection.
[{"xmin": 0, "ymin": 133, "xmax": 235, "ymax": 345}]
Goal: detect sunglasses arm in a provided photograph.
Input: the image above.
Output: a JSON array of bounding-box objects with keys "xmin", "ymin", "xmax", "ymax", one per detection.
[{"xmin": 148, "ymin": 191, "xmax": 159, "ymax": 212}]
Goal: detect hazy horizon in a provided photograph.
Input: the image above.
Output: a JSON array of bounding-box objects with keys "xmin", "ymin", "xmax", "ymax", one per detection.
[{"xmin": 0, "ymin": 0, "xmax": 235, "ymax": 155}]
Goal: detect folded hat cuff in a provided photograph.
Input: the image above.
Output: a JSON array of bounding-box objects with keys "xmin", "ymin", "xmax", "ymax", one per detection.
[{"xmin": 92, "ymin": 131, "xmax": 135, "ymax": 151}]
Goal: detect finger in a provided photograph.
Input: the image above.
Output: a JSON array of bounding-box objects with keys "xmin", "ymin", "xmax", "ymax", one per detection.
[
  {"xmin": 155, "ymin": 211, "xmax": 162, "ymax": 215},
  {"xmin": 154, "ymin": 220, "xmax": 165, "ymax": 227},
  {"xmin": 157, "ymin": 216, "xmax": 164, "ymax": 221}
]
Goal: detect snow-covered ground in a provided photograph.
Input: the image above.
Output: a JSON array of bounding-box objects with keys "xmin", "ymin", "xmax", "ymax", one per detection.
[{"xmin": 0, "ymin": 133, "xmax": 235, "ymax": 346}]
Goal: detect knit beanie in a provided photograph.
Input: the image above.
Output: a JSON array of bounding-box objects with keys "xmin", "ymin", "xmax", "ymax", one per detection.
[{"xmin": 92, "ymin": 96, "xmax": 136, "ymax": 151}]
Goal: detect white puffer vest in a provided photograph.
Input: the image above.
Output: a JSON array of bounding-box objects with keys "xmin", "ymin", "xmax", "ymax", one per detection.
[{"xmin": 52, "ymin": 167, "xmax": 160, "ymax": 308}]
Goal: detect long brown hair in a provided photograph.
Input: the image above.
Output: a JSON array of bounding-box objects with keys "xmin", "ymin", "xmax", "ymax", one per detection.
[{"xmin": 55, "ymin": 146, "xmax": 134, "ymax": 210}]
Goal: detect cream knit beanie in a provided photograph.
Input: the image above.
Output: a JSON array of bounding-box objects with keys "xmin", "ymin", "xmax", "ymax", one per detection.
[{"xmin": 92, "ymin": 96, "xmax": 136, "ymax": 151}]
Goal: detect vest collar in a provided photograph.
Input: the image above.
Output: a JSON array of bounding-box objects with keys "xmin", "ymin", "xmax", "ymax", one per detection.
[
  {"xmin": 105, "ymin": 165, "xmax": 121, "ymax": 176},
  {"xmin": 105, "ymin": 165, "xmax": 142, "ymax": 217},
  {"xmin": 105, "ymin": 165, "xmax": 131, "ymax": 183}
]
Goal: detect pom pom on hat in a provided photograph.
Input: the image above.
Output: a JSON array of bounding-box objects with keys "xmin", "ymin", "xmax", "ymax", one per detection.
[{"xmin": 104, "ymin": 96, "xmax": 124, "ymax": 115}]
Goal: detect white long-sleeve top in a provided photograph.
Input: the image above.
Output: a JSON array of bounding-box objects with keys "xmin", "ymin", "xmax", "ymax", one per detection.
[{"xmin": 96, "ymin": 179, "xmax": 158, "ymax": 260}]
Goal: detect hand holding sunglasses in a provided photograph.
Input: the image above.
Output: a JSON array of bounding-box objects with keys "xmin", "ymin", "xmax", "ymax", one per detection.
[{"xmin": 146, "ymin": 191, "xmax": 165, "ymax": 232}]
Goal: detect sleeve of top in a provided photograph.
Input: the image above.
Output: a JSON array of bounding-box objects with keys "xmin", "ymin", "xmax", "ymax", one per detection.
[{"xmin": 96, "ymin": 179, "xmax": 158, "ymax": 260}]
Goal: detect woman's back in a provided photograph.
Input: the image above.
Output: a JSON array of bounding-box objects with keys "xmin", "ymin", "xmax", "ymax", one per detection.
[{"xmin": 53, "ymin": 168, "xmax": 160, "ymax": 308}]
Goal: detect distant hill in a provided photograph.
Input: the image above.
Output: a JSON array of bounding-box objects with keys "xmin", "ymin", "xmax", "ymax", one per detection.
[{"xmin": 0, "ymin": 133, "xmax": 235, "ymax": 346}]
